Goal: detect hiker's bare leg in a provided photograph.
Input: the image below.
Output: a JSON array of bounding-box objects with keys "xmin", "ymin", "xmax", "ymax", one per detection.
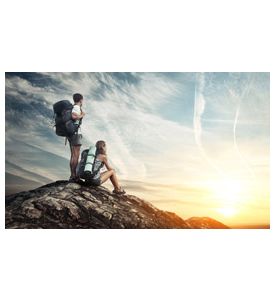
[
  {"xmin": 71, "ymin": 145, "xmax": 81, "ymax": 178},
  {"xmin": 100, "ymin": 170, "xmax": 120, "ymax": 190},
  {"xmin": 73, "ymin": 145, "xmax": 81, "ymax": 177},
  {"xmin": 69, "ymin": 143, "xmax": 74, "ymax": 178}
]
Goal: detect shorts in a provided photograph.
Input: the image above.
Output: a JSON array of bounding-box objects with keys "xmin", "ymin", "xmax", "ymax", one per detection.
[
  {"xmin": 90, "ymin": 177, "xmax": 102, "ymax": 186},
  {"xmin": 68, "ymin": 133, "xmax": 82, "ymax": 146}
]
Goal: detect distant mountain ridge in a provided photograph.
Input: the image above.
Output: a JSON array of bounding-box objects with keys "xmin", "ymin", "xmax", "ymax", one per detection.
[
  {"xmin": 186, "ymin": 217, "xmax": 229, "ymax": 229},
  {"xmin": 5, "ymin": 181, "xmax": 229, "ymax": 229}
]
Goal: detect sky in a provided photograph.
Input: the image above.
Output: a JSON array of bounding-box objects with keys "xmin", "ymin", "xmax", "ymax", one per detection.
[{"xmin": 5, "ymin": 72, "xmax": 270, "ymax": 226}]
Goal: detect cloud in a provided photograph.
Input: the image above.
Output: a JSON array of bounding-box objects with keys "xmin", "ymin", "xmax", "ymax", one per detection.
[{"xmin": 6, "ymin": 72, "xmax": 198, "ymax": 182}]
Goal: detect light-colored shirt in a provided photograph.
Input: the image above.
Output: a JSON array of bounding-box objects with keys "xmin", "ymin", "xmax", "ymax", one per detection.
[{"xmin": 72, "ymin": 104, "xmax": 82, "ymax": 134}]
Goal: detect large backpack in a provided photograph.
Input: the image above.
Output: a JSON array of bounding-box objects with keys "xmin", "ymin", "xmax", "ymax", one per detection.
[
  {"xmin": 77, "ymin": 146, "xmax": 102, "ymax": 183},
  {"xmin": 53, "ymin": 100, "xmax": 79, "ymax": 137}
]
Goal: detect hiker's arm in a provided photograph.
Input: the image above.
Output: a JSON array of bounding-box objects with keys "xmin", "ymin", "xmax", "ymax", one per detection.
[
  {"xmin": 72, "ymin": 111, "xmax": 85, "ymax": 120},
  {"xmin": 103, "ymin": 156, "xmax": 114, "ymax": 171}
]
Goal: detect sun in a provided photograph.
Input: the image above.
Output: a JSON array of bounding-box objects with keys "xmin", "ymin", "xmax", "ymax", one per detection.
[
  {"xmin": 208, "ymin": 178, "xmax": 246, "ymax": 217},
  {"xmin": 217, "ymin": 206, "xmax": 237, "ymax": 217},
  {"xmin": 213, "ymin": 178, "xmax": 242, "ymax": 205}
]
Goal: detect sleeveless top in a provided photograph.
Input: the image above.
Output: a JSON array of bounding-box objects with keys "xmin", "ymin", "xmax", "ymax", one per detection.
[
  {"xmin": 92, "ymin": 157, "xmax": 104, "ymax": 179},
  {"xmin": 72, "ymin": 104, "xmax": 82, "ymax": 134}
]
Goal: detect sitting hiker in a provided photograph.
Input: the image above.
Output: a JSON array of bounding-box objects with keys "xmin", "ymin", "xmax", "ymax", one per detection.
[{"xmin": 91, "ymin": 140, "xmax": 126, "ymax": 195}]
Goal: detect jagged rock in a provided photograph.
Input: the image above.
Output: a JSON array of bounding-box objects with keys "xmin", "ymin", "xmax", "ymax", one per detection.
[{"xmin": 5, "ymin": 181, "xmax": 229, "ymax": 229}]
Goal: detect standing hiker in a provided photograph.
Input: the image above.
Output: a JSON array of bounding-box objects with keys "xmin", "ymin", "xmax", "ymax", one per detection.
[{"xmin": 68, "ymin": 93, "xmax": 85, "ymax": 182}]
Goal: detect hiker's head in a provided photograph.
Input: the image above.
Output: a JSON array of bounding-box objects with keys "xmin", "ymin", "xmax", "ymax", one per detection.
[
  {"xmin": 73, "ymin": 93, "xmax": 83, "ymax": 106},
  {"xmin": 95, "ymin": 140, "xmax": 106, "ymax": 155}
]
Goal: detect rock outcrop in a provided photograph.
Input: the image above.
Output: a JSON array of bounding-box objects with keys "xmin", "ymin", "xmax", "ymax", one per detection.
[{"xmin": 5, "ymin": 181, "xmax": 229, "ymax": 229}]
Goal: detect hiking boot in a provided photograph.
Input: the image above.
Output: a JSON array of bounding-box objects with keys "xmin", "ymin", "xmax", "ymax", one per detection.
[
  {"xmin": 68, "ymin": 176, "xmax": 75, "ymax": 183},
  {"xmin": 74, "ymin": 177, "xmax": 83, "ymax": 184},
  {"xmin": 112, "ymin": 188, "xmax": 126, "ymax": 195},
  {"xmin": 68, "ymin": 176, "xmax": 81, "ymax": 183}
]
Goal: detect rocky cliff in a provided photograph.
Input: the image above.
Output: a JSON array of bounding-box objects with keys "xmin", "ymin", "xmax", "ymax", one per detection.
[{"xmin": 5, "ymin": 181, "xmax": 229, "ymax": 229}]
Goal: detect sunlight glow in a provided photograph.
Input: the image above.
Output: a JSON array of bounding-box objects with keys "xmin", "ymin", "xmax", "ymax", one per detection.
[
  {"xmin": 212, "ymin": 179, "xmax": 243, "ymax": 205},
  {"xmin": 217, "ymin": 206, "xmax": 237, "ymax": 217},
  {"xmin": 208, "ymin": 178, "xmax": 247, "ymax": 217}
]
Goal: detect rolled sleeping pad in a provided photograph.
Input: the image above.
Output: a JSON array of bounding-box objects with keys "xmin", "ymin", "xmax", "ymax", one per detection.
[{"xmin": 84, "ymin": 145, "xmax": 96, "ymax": 174}]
